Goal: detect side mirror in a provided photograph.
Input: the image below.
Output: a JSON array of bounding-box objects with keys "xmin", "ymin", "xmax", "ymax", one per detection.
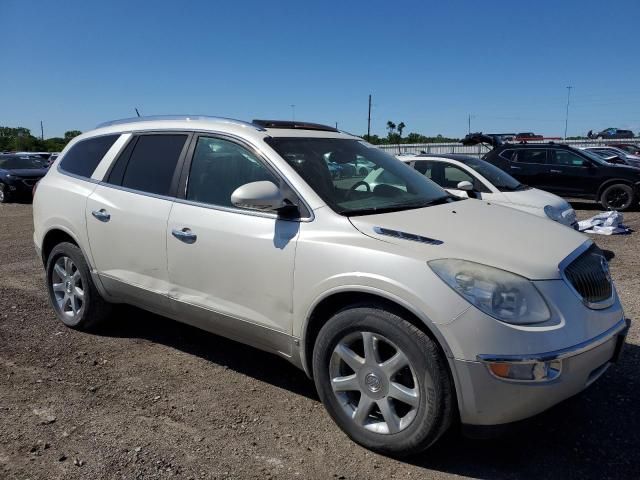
[
  {"xmin": 457, "ymin": 180, "xmax": 474, "ymax": 191},
  {"xmin": 231, "ymin": 181, "xmax": 287, "ymax": 211}
]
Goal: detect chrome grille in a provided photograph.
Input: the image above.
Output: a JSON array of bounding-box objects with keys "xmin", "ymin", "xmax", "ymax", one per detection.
[{"xmin": 564, "ymin": 245, "xmax": 612, "ymax": 306}]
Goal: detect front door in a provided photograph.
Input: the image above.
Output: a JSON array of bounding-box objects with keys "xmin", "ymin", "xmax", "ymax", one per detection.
[
  {"xmin": 166, "ymin": 135, "xmax": 299, "ymax": 355},
  {"xmin": 544, "ymin": 149, "xmax": 600, "ymax": 197}
]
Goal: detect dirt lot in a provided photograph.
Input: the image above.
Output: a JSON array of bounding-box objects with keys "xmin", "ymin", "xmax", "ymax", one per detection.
[{"xmin": 1, "ymin": 202, "xmax": 639, "ymax": 480}]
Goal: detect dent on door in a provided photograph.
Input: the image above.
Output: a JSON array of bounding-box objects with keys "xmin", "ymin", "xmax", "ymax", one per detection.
[{"xmin": 166, "ymin": 204, "xmax": 300, "ymax": 355}]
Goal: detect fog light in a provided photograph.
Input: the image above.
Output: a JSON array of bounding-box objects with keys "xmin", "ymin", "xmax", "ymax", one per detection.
[{"xmin": 487, "ymin": 360, "xmax": 561, "ymax": 382}]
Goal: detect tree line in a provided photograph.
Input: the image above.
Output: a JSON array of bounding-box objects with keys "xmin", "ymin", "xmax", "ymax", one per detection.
[
  {"xmin": 0, "ymin": 126, "xmax": 82, "ymax": 153},
  {"xmin": 363, "ymin": 121, "xmax": 459, "ymax": 145}
]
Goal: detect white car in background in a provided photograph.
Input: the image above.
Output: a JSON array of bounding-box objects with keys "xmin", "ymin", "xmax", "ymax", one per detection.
[
  {"xmin": 579, "ymin": 146, "xmax": 640, "ymax": 168},
  {"xmin": 373, "ymin": 154, "xmax": 577, "ymax": 228}
]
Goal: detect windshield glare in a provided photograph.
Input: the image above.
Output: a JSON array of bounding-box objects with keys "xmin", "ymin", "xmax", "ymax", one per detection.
[
  {"xmin": 267, "ymin": 138, "xmax": 451, "ymax": 215},
  {"xmin": 459, "ymin": 157, "xmax": 522, "ymax": 190},
  {"xmin": 0, "ymin": 156, "xmax": 48, "ymax": 170}
]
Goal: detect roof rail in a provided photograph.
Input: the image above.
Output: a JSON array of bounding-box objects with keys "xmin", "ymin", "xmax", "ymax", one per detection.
[
  {"xmin": 252, "ymin": 119, "xmax": 339, "ymax": 132},
  {"xmin": 96, "ymin": 115, "xmax": 265, "ymax": 131}
]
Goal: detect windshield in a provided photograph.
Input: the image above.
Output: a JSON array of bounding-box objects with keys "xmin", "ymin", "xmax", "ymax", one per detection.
[
  {"xmin": 266, "ymin": 138, "xmax": 453, "ymax": 215},
  {"xmin": 0, "ymin": 156, "xmax": 48, "ymax": 170},
  {"xmin": 459, "ymin": 157, "xmax": 523, "ymax": 191}
]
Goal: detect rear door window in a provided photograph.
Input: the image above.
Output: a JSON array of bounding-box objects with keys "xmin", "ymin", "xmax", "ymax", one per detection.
[
  {"xmin": 59, "ymin": 134, "xmax": 119, "ymax": 178},
  {"xmin": 514, "ymin": 149, "xmax": 547, "ymax": 164},
  {"xmin": 115, "ymin": 134, "xmax": 188, "ymax": 196}
]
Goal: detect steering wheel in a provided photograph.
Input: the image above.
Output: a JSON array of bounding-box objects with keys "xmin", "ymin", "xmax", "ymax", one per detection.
[{"xmin": 345, "ymin": 180, "xmax": 371, "ymax": 199}]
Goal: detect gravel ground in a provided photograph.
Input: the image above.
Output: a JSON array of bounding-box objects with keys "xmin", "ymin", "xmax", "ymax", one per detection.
[{"xmin": 1, "ymin": 202, "xmax": 639, "ymax": 480}]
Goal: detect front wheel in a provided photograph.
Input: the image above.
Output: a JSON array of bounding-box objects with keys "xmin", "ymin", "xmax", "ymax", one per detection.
[
  {"xmin": 312, "ymin": 306, "xmax": 454, "ymax": 456},
  {"xmin": 600, "ymin": 183, "xmax": 636, "ymax": 211}
]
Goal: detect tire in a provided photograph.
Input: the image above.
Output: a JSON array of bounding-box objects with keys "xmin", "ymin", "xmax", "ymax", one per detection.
[
  {"xmin": 312, "ymin": 306, "xmax": 454, "ymax": 457},
  {"xmin": 45, "ymin": 242, "xmax": 111, "ymax": 330},
  {"xmin": 600, "ymin": 183, "xmax": 636, "ymax": 211},
  {"xmin": 358, "ymin": 167, "xmax": 368, "ymax": 177},
  {"xmin": 0, "ymin": 183, "xmax": 9, "ymax": 203}
]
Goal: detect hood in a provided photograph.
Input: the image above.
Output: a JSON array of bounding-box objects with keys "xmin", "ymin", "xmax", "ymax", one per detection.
[
  {"xmin": 348, "ymin": 199, "xmax": 586, "ymax": 280},
  {"xmin": 3, "ymin": 168, "xmax": 48, "ymax": 178},
  {"xmin": 500, "ymin": 187, "xmax": 570, "ymax": 210}
]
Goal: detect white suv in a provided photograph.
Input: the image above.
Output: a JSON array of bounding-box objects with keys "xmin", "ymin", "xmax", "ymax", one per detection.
[{"xmin": 33, "ymin": 116, "xmax": 629, "ymax": 456}]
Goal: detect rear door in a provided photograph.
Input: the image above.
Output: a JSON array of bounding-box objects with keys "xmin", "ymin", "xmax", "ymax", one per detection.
[
  {"xmin": 508, "ymin": 148, "xmax": 549, "ymax": 189},
  {"xmin": 86, "ymin": 132, "xmax": 191, "ymax": 310},
  {"xmin": 165, "ymin": 135, "xmax": 300, "ymax": 354}
]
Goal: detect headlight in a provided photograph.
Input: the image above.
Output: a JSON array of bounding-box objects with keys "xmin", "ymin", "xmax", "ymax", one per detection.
[{"xmin": 429, "ymin": 259, "xmax": 551, "ymax": 325}]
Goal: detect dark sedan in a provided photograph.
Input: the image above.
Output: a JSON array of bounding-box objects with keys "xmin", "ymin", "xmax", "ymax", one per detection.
[{"xmin": 0, "ymin": 155, "xmax": 49, "ymax": 203}]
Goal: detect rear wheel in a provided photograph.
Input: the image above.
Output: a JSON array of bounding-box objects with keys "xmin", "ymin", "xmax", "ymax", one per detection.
[
  {"xmin": 600, "ymin": 183, "xmax": 636, "ymax": 211},
  {"xmin": 312, "ymin": 306, "xmax": 454, "ymax": 456},
  {"xmin": 46, "ymin": 242, "xmax": 111, "ymax": 330}
]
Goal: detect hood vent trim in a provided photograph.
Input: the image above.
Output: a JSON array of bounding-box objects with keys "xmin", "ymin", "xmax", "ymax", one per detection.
[{"xmin": 373, "ymin": 227, "xmax": 443, "ymax": 245}]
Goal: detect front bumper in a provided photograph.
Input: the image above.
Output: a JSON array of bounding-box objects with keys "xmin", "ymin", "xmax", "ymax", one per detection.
[{"xmin": 454, "ymin": 317, "xmax": 630, "ymax": 426}]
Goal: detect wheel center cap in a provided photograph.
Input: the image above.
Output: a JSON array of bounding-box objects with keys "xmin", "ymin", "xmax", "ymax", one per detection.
[
  {"xmin": 364, "ymin": 372, "xmax": 382, "ymax": 393},
  {"xmin": 65, "ymin": 279, "xmax": 73, "ymax": 294}
]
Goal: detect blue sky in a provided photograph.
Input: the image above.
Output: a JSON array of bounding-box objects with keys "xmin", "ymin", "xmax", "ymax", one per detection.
[{"xmin": 2, "ymin": 0, "xmax": 639, "ymax": 139}]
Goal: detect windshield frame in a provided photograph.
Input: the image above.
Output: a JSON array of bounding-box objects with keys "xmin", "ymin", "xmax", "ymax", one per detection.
[{"xmin": 265, "ymin": 137, "xmax": 454, "ymax": 216}]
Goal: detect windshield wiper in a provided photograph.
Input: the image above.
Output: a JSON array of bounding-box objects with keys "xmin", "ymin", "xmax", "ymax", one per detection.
[{"xmin": 345, "ymin": 196, "xmax": 452, "ymax": 216}]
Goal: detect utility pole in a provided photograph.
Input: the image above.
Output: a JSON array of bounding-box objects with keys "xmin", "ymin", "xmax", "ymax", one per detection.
[
  {"xmin": 290, "ymin": 104, "xmax": 296, "ymax": 121},
  {"xmin": 335, "ymin": 122, "xmax": 338, "ymax": 130},
  {"xmin": 367, "ymin": 94, "xmax": 372, "ymax": 141},
  {"xmin": 468, "ymin": 114, "xmax": 471, "ymax": 134},
  {"xmin": 40, "ymin": 121, "xmax": 44, "ymax": 140},
  {"xmin": 564, "ymin": 86, "xmax": 572, "ymax": 139}
]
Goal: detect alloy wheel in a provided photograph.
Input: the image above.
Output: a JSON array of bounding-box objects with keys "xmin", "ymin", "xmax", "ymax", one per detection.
[
  {"xmin": 329, "ymin": 331, "xmax": 420, "ymax": 434},
  {"xmin": 605, "ymin": 188, "xmax": 630, "ymax": 209},
  {"xmin": 51, "ymin": 256, "xmax": 84, "ymax": 320}
]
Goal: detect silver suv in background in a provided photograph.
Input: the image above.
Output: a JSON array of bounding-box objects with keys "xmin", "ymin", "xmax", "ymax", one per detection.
[{"xmin": 33, "ymin": 116, "xmax": 629, "ymax": 456}]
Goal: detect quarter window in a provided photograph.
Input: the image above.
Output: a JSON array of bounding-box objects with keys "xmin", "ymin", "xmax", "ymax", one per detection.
[
  {"xmin": 59, "ymin": 134, "xmax": 119, "ymax": 178},
  {"xmin": 119, "ymin": 134, "xmax": 187, "ymax": 196},
  {"xmin": 186, "ymin": 137, "xmax": 278, "ymax": 208},
  {"xmin": 514, "ymin": 149, "xmax": 547, "ymax": 164}
]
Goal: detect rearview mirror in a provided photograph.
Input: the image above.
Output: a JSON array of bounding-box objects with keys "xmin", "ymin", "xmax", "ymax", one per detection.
[
  {"xmin": 231, "ymin": 181, "xmax": 287, "ymax": 211},
  {"xmin": 457, "ymin": 180, "xmax": 474, "ymax": 191}
]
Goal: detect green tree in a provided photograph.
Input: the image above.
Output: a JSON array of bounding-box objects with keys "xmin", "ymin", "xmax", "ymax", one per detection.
[{"xmin": 64, "ymin": 130, "xmax": 82, "ymax": 141}]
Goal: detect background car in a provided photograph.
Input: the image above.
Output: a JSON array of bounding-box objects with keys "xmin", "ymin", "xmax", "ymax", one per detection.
[
  {"xmin": 515, "ymin": 132, "xmax": 543, "ymax": 141},
  {"xmin": 591, "ymin": 128, "xmax": 634, "ymax": 139},
  {"xmin": 581, "ymin": 146, "xmax": 640, "ymax": 168},
  {"xmin": 609, "ymin": 143, "xmax": 640, "ymax": 155},
  {"xmin": 0, "ymin": 154, "xmax": 49, "ymax": 203},
  {"xmin": 390, "ymin": 154, "xmax": 578, "ymax": 228},
  {"xmin": 482, "ymin": 143, "xmax": 640, "ymax": 210}
]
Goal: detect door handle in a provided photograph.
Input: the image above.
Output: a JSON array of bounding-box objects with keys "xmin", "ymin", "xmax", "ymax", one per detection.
[
  {"xmin": 172, "ymin": 228, "xmax": 197, "ymax": 244},
  {"xmin": 549, "ymin": 169, "xmax": 562, "ymax": 173},
  {"xmin": 91, "ymin": 209, "xmax": 111, "ymax": 222}
]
